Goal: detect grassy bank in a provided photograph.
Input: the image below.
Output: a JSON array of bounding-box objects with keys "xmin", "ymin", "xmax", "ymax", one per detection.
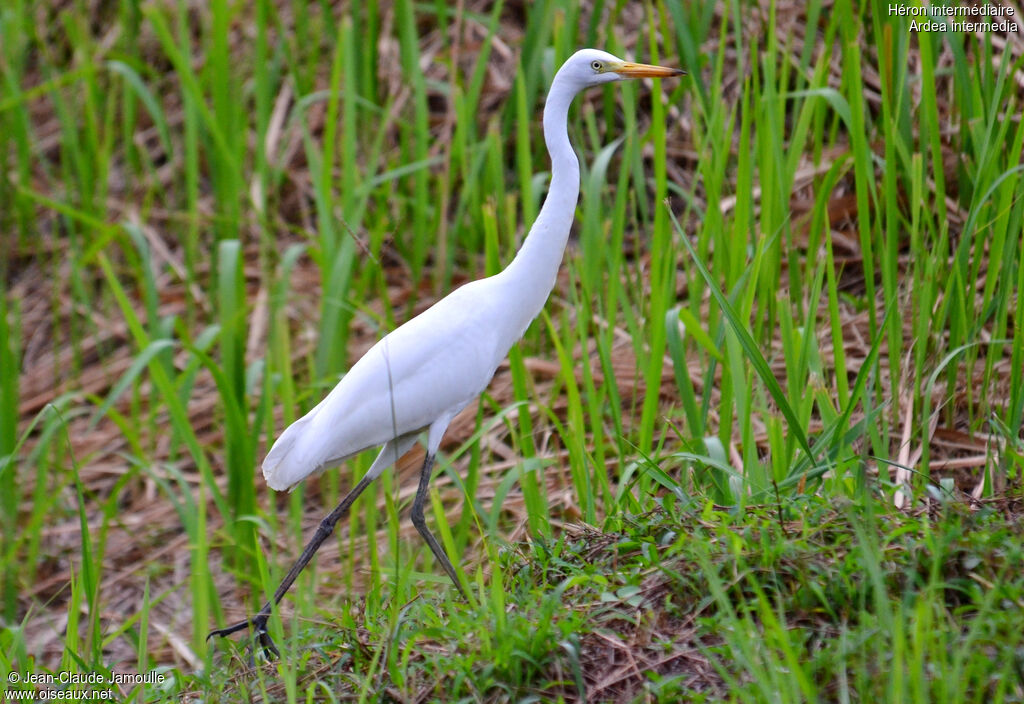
[{"xmin": 2, "ymin": 0, "xmax": 1022, "ymax": 701}]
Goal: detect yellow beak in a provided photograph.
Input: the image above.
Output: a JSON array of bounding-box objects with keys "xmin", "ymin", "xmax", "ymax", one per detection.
[{"xmin": 613, "ymin": 61, "xmax": 686, "ymax": 78}]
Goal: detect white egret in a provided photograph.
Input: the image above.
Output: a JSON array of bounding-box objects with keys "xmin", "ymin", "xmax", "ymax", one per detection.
[{"xmin": 209, "ymin": 48, "xmax": 683, "ymax": 656}]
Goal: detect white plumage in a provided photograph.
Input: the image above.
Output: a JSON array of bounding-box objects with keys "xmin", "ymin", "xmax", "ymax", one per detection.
[
  {"xmin": 263, "ymin": 278, "xmax": 509, "ymax": 491},
  {"xmin": 262, "ymin": 49, "xmax": 683, "ymax": 493},
  {"xmin": 209, "ymin": 48, "xmax": 683, "ymax": 656}
]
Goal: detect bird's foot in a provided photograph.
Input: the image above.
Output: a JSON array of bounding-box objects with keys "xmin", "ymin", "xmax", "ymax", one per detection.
[{"xmin": 207, "ymin": 613, "xmax": 281, "ymax": 661}]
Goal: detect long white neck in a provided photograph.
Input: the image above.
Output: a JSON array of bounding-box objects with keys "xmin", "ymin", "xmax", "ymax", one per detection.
[{"xmin": 500, "ymin": 72, "xmax": 581, "ymax": 331}]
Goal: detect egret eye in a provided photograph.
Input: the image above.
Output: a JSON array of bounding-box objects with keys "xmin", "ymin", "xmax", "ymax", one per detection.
[{"xmin": 591, "ymin": 60, "xmax": 602, "ymax": 71}]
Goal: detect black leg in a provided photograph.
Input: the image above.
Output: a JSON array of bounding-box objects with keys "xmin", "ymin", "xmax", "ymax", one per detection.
[
  {"xmin": 410, "ymin": 453, "xmax": 467, "ymax": 598},
  {"xmin": 208, "ymin": 470, "xmax": 376, "ymax": 658}
]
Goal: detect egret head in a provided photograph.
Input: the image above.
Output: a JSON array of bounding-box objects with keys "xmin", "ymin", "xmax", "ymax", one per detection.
[{"xmin": 557, "ymin": 48, "xmax": 686, "ymax": 91}]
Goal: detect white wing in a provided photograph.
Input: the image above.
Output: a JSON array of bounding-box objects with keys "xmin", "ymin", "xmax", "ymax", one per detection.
[{"xmin": 263, "ymin": 278, "xmax": 515, "ymax": 490}]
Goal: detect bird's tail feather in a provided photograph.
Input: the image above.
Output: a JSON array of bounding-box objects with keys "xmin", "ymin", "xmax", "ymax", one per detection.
[{"xmin": 262, "ymin": 415, "xmax": 317, "ymax": 492}]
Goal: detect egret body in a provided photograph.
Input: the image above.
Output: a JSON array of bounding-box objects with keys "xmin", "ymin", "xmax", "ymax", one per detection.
[{"xmin": 209, "ymin": 48, "xmax": 683, "ymax": 655}]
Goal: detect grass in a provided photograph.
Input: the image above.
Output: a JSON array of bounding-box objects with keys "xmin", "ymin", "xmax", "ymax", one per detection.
[
  {"xmin": 177, "ymin": 497, "xmax": 1023, "ymax": 702},
  {"xmin": 2, "ymin": 0, "xmax": 1023, "ymax": 701}
]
